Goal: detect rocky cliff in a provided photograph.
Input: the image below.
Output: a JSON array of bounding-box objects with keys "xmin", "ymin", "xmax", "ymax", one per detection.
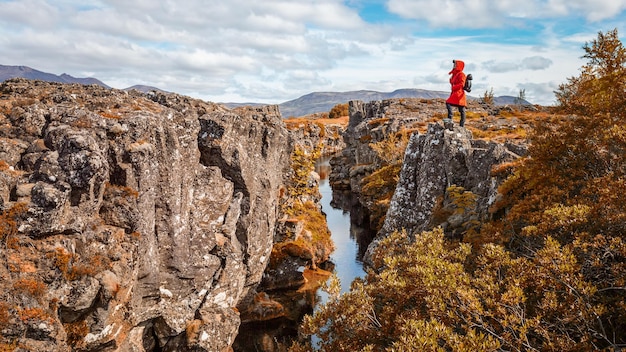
[
  {"xmin": 329, "ymin": 99, "xmax": 433, "ymax": 193},
  {"xmin": 283, "ymin": 116, "xmax": 346, "ymax": 157},
  {"xmin": 367, "ymin": 122, "xmax": 524, "ymax": 260},
  {"xmin": 0, "ymin": 79, "xmax": 290, "ymax": 351},
  {"xmin": 327, "ymin": 98, "xmax": 528, "ymax": 264}
]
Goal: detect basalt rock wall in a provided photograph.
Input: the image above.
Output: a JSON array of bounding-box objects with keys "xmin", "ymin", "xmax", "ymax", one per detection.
[
  {"xmin": 387, "ymin": 123, "xmax": 521, "ymax": 231},
  {"xmin": 327, "ymin": 98, "xmax": 527, "ymax": 265},
  {"xmin": 364, "ymin": 122, "xmax": 526, "ymax": 264},
  {"xmin": 0, "ymin": 79, "xmax": 290, "ymax": 351},
  {"xmin": 284, "ymin": 119, "xmax": 345, "ymax": 156},
  {"xmin": 329, "ymin": 99, "xmax": 434, "ymax": 193}
]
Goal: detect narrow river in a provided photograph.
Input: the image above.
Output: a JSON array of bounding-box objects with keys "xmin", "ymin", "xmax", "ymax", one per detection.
[{"xmin": 315, "ymin": 156, "xmax": 366, "ymax": 296}]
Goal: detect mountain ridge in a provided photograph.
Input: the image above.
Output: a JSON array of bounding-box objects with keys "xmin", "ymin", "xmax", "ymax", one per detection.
[
  {"xmin": 124, "ymin": 84, "xmax": 169, "ymax": 93},
  {"xmin": 275, "ymin": 89, "xmax": 530, "ymax": 117},
  {"xmin": 0, "ymin": 64, "xmax": 110, "ymax": 88},
  {"xmin": 1, "ymin": 64, "xmax": 531, "ymax": 118},
  {"xmin": 276, "ymin": 88, "xmax": 450, "ymax": 117}
]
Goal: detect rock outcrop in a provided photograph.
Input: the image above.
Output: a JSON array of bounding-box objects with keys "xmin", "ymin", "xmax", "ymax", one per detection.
[
  {"xmin": 328, "ymin": 98, "xmax": 451, "ymax": 234},
  {"xmin": 326, "ymin": 98, "xmax": 527, "ymax": 265},
  {"xmin": 0, "ymin": 79, "xmax": 290, "ymax": 351},
  {"xmin": 284, "ymin": 116, "xmax": 346, "ymax": 156},
  {"xmin": 364, "ymin": 122, "xmax": 525, "ymax": 263},
  {"xmin": 329, "ymin": 98, "xmax": 451, "ymax": 192},
  {"xmin": 234, "ymin": 110, "xmax": 343, "ymax": 352},
  {"xmin": 386, "ymin": 122, "xmax": 522, "ymax": 232}
]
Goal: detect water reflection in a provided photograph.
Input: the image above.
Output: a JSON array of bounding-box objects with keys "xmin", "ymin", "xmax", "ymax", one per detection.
[
  {"xmin": 316, "ymin": 157, "xmax": 369, "ymax": 293},
  {"xmin": 329, "ymin": 188, "xmax": 376, "ymax": 261}
]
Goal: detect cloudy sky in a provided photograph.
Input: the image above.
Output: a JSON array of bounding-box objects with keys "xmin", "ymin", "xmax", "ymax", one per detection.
[{"xmin": 1, "ymin": 0, "xmax": 625, "ymax": 105}]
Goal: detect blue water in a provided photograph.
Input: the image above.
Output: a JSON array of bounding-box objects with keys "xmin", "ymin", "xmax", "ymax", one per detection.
[
  {"xmin": 319, "ymin": 178, "xmax": 366, "ymax": 293},
  {"xmin": 309, "ymin": 157, "xmax": 369, "ymax": 349},
  {"xmin": 316, "ymin": 158, "xmax": 366, "ymax": 296}
]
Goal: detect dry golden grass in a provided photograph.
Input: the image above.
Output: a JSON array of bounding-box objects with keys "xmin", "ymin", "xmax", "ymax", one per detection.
[
  {"xmin": 367, "ymin": 117, "xmax": 390, "ymax": 127},
  {"xmin": 99, "ymin": 111, "xmax": 122, "ymax": 119},
  {"xmin": 0, "ymin": 101, "xmax": 12, "ymax": 116},
  {"xmin": 465, "ymin": 110, "xmax": 558, "ymax": 143},
  {"xmin": 64, "ymin": 320, "xmax": 89, "ymax": 347},
  {"xmin": 491, "ymin": 159, "xmax": 524, "ymax": 177},
  {"xmin": 18, "ymin": 307, "xmax": 53, "ymax": 324},
  {"xmin": 284, "ymin": 115, "xmax": 349, "ymax": 130}
]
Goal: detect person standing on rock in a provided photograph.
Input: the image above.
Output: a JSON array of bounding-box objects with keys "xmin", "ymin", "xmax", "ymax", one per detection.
[{"xmin": 445, "ymin": 59, "xmax": 467, "ymax": 127}]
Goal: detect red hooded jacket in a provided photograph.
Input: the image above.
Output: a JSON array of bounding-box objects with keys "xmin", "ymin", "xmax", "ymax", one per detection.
[{"xmin": 446, "ymin": 60, "xmax": 467, "ymax": 107}]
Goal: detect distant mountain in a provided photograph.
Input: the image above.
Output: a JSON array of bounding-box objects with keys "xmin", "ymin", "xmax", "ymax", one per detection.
[
  {"xmin": 124, "ymin": 85, "xmax": 168, "ymax": 94},
  {"xmin": 221, "ymin": 102, "xmax": 268, "ymax": 109},
  {"xmin": 276, "ymin": 89, "xmax": 448, "ymax": 118},
  {"xmin": 2, "ymin": 65, "xmax": 531, "ymax": 118},
  {"xmin": 491, "ymin": 95, "xmax": 532, "ymax": 106},
  {"xmin": 276, "ymin": 89, "xmax": 531, "ymax": 117},
  {"xmin": 0, "ymin": 65, "xmax": 173, "ymax": 95},
  {"xmin": 0, "ymin": 64, "xmax": 110, "ymax": 88}
]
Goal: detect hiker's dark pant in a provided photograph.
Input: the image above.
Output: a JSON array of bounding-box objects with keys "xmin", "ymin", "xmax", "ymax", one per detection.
[{"xmin": 446, "ymin": 103, "xmax": 466, "ymax": 127}]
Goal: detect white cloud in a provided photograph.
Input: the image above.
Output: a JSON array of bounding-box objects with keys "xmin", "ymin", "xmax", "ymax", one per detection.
[
  {"xmin": 0, "ymin": 0, "xmax": 382, "ymax": 94},
  {"xmin": 386, "ymin": 0, "xmax": 626, "ymax": 28},
  {"xmin": 265, "ymin": 1, "xmax": 367, "ymax": 30},
  {"xmin": 567, "ymin": 0, "xmax": 626, "ymax": 21},
  {"xmin": 522, "ymin": 56, "xmax": 553, "ymax": 70},
  {"xmin": 0, "ymin": 0, "xmax": 60, "ymax": 29},
  {"xmin": 483, "ymin": 60, "xmax": 522, "ymax": 73},
  {"xmin": 481, "ymin": 56, "xmax": 553, "ymax": 73},
  {"xmin": 0, "ymin": 0, "xmax": 621, "ymax": 107},
  {"xmin": 518, "ymin": 81, "xmax": 561, "ymax": 105}
]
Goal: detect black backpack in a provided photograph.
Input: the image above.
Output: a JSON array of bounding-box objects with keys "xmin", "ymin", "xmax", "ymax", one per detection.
[{"xmin": 464, "ymin": 74, "xmax": 473, "ymax": 92}]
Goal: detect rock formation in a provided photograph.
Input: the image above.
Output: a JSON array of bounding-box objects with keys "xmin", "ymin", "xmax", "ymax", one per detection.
[
  {"xmin": 329, "ymin": 99, "xmax": 448, "ymax": 192},
  {"xmin": 0, "ymin": 79, "xmax": 290, "ymax": 351},
  {"xmin": 328, "ymin": 98, "xmax": 451, "ymax": 234},
  {"xmin": 284, "ymin": 116, "xmax": 346, "ymax": 156},
  {"xmin": 232, "ymin": 114, "xmax": 344, "ymax": 352},
  {"xmin": 371, "ymin": 122, "xmax": 524, "ymax": 252},
  {"xmin": 326, "ymin": 98, "xmax": 527, "ymax": 265}
]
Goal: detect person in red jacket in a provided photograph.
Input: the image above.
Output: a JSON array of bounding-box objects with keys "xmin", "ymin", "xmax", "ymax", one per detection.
[{"xmin": 446, "ymin": 59, "xmax": 467, "ymax": 126}]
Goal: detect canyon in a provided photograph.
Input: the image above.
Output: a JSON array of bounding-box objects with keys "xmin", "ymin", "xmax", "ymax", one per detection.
[{"xmin": 0, "ymin": 79, "xmax": 526, "ymax": 351}]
